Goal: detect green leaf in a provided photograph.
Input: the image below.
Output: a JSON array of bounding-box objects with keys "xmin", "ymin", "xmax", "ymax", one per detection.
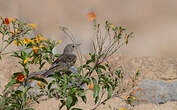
[
  {"xmin": 66, "ymin": 96, "xmax": 73, "ymax": 109},
  {"xmin": 4, "ymin": 80, "xmax": 16, "ymax": 91},
  {"xmin": 83, "ymin": 64, "xmax": 92, "ymax": 71},
  {"xmin": 11, "ymin": 52, "xmax": 21, "ymax": 59},
  {"xmin": 0, "ymin": 55, "xmax": 1, "ymax": 60},
  {"xmin": 86, "ymin": 59, "xmax": 94, "ymax": 64},
  {"xmin": 95, "ymin": 68, "xmax": 102, "ymax": 74},
  {"xmin": 81, "ymin": 95, "xmax": 87, "ymax": 104},
  {"xmin": 97, "ymin": 65, "xmax": 106, "ymax": 71},
  {"xmin": 77, "ymin": 66, "xmax": 83, "ymax": 74},
  {"xmin": 39, "ymin": 62, "xmax": 46, "ymax": 69},
  {"xmin": 128, "ymin": 32, "xmax": 134, "ymax": 38},
  {"xmin": 115, "ymin": 70, "xmax": 121, "ymax": 78},
  {"xmin": 95, "ymin": 96, "xmax": 99, "ymax": 104},
  {"xmin": 68, "ymin": 88, "xmax": 77, "ymax": 95},
  {"xmin": 21, "ymin": 51, "xmax": 26, "ymax": 59},
  {"xmin": 78, "ymin": 91, "xmax": 87, "ymax": 103},
  {"xmin": 48, "ymin": 80, "xmax": 56, "ymax": 90},
  {"xmin": 89, "ymin": 53, "xmax": 95, "ymax": 61},
  {"xmin": 106, "ymin": 85, "xmax": 112, "ymax": 99},
  {"xmin": 29, "ymin": 76, "xmax": 48, "ymax": 84},
  {"xmin": 93, "ymin": 78, "xmax": 100, "ymax": 101},
  {"xmin": 70, "ymin": 96, "xmax": 78, "ymax": 108},
  {"xmin": 54, "ymin": 54, "xmax": 61, "ymax": 57}
]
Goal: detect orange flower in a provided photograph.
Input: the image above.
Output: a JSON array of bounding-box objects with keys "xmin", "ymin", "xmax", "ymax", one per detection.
[
  {"xmin": 37, "ymin": 81, "xmax": 42, "ymax": 86},
  {"xmin": 36, "ymin": 34, "xmax": 47, "ymax": 43},
  {"xmin": 4, "ymin": 17, "xmax": 10, "ymax": 25},
  {"xmin": 37, "ymin": 81, "xmax": 46, "ymax": 89},
  {"xmin": 16, "ymin": 73, "xmax": 25, "ymax": 82},
  {"xmin": 32, "ymin": 46, "xmax": 39, "ymax": 54},
  {"xmin": 8, "ymin": 19, "xmax": 16, "ymax": 22},
  {"xmin": 88, "ymin": 83, "xmax": 94, "ymax": 89},
  {"xmin": 10, "ymin": 31, "xmax": 14, "ymax": 34},
  {"xmin": 41, "ymin": 85, "xmax": 45, "ymax": 89},
  {"xmin": 132, "ymin": 97, "xmax": 136, "ymax": 100},
  {"xmin": 88, "ymin": 12, "xmax": 96, "ymax": 22}
]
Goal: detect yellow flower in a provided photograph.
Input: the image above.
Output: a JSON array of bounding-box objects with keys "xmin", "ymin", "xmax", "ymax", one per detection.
[
  {"xmin": 27, "ymin": 24, "xmax": 37, "ymax": 29},
  {"xmin": 39, "ymin": 45, "xmax": 46, "ymax": 48},
  {"xmin": 23, "ymin": 38, "xmax": 35, "ymax": 44},
  {"xmin": 126, "ymin": 95, "xmax": 130, "ymax": 99},
  {"xmin": 137, "ymin": 68, "xmax": 141, "ymax": 73},
  {"xmin": 24, "ymin": 57, "xmax": 30, "ymax": 64},
  {"xmin": 14, "ymin": 40, "xmax": 22, "ymax": 46},
  {"xmin": 26, "ymin": 98, "xmax": 31, "ymax": 106},
  {"xmin": 36, "ymin": 35, "xmax": 40, "ymax": 43},
  {"xmin": 32, "ymin": 46, "xmax": 39, "ymax": 54},
  {"xmin": 58, "ymin": 40, "xmax": 62, "ymax": 44},
  {"xmin": 23, "ymin": 38, "xmax": 30, "ymax": 44},
  {"xmin": 15, "ymin": 29, "xmax": 18, "ymax": 33},
  {"xmin": 119, "ymin": 108, "xmax": 126, "ymax": 110},
  {"xmin": 8, "ymin": 19, "xmax": 16, "ymax": 22},
  {"xmin": 29, "ymin": 39, "xmax": 35, "ymax": 44},
  {"xmin": 110, "ymin": 25, "xmax": 115, "ymax": 29},
  {"xmin": 36, "ymin": 34, "xmax": 47, "ymax": 43}
]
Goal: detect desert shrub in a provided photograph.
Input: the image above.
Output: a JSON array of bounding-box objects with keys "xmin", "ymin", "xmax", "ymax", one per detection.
[{"xmin": 0, "ymin": 12, "xmax": 135, "ymax": 110}]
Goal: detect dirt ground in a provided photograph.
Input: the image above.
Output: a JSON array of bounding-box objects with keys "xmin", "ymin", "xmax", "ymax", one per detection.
[{"xmin": 1, "ymin": 54, "xmax": 177, "ymax": 110}]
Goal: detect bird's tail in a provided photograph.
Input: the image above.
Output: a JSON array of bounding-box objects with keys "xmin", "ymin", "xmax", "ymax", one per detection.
[{"xmin": 40, "ymin": 69, "xmax": 55, "ymax": 77}]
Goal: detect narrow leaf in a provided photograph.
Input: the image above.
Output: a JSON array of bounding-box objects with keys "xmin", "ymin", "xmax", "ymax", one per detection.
[{"xmin": 66, "ymin": 96, "xmax": 73, "ymax": 109}]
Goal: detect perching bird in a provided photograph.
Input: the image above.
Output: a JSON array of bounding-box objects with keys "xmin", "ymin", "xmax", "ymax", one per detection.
[{"xmin": 41, "ymin": 43, "xmax": 80, "ymax": 77}]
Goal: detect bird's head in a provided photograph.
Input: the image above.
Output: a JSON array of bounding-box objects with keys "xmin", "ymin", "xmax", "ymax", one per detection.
[{"xmin": 63, "ymin": 43, "xmax": 80, "ymax": 54}]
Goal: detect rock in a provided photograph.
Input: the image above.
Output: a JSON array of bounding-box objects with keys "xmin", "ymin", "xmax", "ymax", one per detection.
[{"xmin": 129, "ymin": 79, "xmax": 177, "ymax": 106}]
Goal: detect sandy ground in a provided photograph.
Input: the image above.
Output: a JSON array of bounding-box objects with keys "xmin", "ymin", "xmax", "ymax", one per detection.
[{"xmin": 1, "ymin": 54, "xmax": 177, "ymax": 110}]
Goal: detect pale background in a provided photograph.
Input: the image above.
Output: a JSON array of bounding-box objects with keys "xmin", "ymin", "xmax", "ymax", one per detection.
[{"xmin": 1, "ymin": 0, "xmax": 177, "ymax": 57}]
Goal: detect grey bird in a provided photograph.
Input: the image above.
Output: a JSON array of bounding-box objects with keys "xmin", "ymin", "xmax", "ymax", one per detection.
[{"xmin": 41, "ymin": 43, "xmax": 80, "ymax": 77}]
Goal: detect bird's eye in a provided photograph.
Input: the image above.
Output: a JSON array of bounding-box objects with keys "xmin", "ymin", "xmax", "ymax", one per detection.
[{"xmin": 72, "ymin": 45, "xmax": 75, "ymax": 48}]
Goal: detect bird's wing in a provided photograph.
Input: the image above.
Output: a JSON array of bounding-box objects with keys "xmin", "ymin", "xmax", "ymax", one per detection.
[
  {"xmin": 52, "ymin": 54, "xmax": 65, "ymax": 65},
  {"xmin": 52, "ymin": 54, "xmax": 77, "ymax": 65},
  {"xmin": 49, "ymin": 54, "xmax": 77, "ymax": 71},
  {"xmin": 41, "ymin": 54, "xmax": 77, "ymax": 77}
]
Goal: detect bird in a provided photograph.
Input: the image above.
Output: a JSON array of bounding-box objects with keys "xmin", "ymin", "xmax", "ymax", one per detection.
[{"xmin": 41, "ymin": 43, "xmax": 80, "ymax": 77}]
